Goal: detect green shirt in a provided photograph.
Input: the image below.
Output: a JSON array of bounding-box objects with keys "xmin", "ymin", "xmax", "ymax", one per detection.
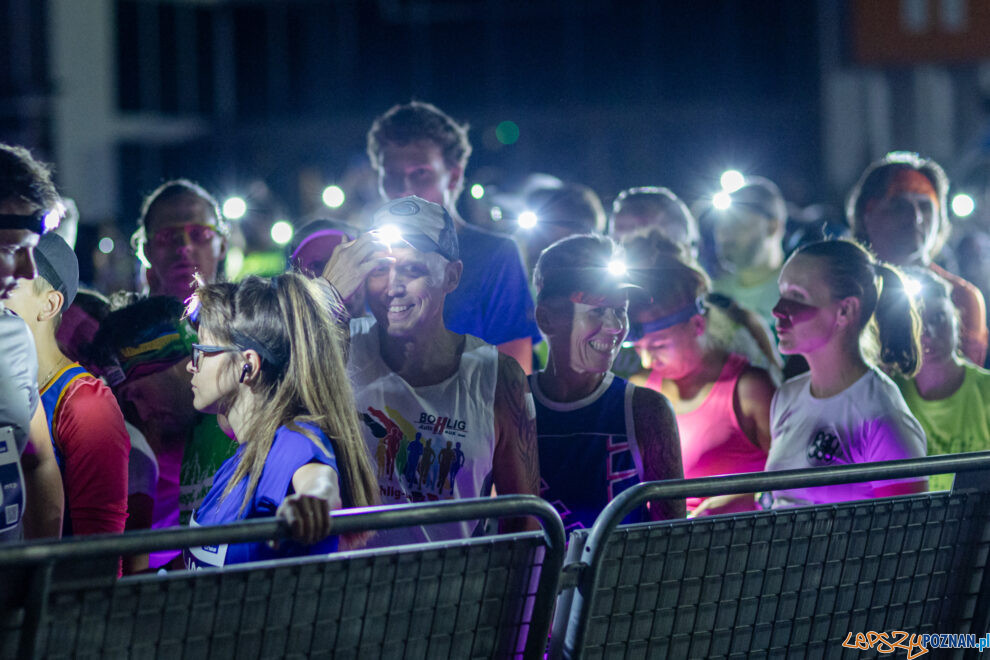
[{"xmin": 896, "ymin": 363, "xmax": 990, "ymax": 492}]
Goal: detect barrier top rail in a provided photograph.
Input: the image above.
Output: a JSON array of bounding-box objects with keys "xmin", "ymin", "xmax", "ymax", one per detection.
[
  {"xmin": 0, "ymin": 494, "xmax": 566, "ymax": 567},
  {"xmin": 563, "ymin": 450, "xmax": 990, "ymax": 656}
]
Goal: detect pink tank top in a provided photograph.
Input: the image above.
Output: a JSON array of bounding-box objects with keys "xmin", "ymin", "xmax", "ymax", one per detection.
[{"xmin": 646, "ymin": 353, "xmax": 767, "ymax": 514}]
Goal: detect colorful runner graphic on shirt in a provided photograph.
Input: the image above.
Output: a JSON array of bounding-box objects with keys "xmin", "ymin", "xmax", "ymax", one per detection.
[{"xmin": 360, "ymin": 406, "xmax": 470, "ymax": 503}]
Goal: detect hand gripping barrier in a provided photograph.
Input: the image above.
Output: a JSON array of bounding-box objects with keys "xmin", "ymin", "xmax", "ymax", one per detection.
[
  {"xmin": 0, "ymin": 494, "xmax": 564, "ymax": 660},
  {"xmin": 551, "ymin": 451, "xmax": 990, "ymax": 659}
]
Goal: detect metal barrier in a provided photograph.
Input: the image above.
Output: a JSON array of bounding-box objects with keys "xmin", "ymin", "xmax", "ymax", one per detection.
[
  {"xmin": 1, "ymin": 495, "xmax": 565, "ymax": 660},
  {"xmin": 550, "ymin": 452, "xmax": 990, "ymax": 659}
]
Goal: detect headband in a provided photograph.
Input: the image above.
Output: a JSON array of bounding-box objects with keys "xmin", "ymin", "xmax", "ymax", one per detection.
[
  {"xmin": 116, "ymin": 320, "xmax": 198, "ymax": 383},
  {"xmin": 637, "ymin": 297, "xmax": 706, "ymax": 335},
  {"xmin": 0, "ymin": 211, "xmax": 46, "ymax": 234}
]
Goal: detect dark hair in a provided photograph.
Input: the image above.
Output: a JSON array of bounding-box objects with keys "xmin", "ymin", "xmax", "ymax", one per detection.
[
  {"xmin": 723, "ymin": 176, "xmax": 787, "ymax": 224},
  {"xmin": 792, "ymin": 239, "xmax": 921, "ymax": 377},
  {"xmin": 193, "ymin": 274, "xmax": 378, "ymax": 544},
  {"xmin": 130, "ymin": 179, "xmax": 228, "ymax": 254},
  {"xmin": 623, "ymin": 229, "xmax": 710, "ymax": 315},
  {"xmin": 0, "ymin": 143, "xmax": 60, "ymax": 212},
  {"xmin": 94, "ymin": 295, "xmax": 186, "ymax": 353},
  {"xmin": 846, "ymin": 151, "xmax": 950, "ymax": 258},
  {"xmin": 533, "ymin": 233, "xmax": 622, "ymax": 304},
  {"xmin": 367, "ymin": 101, "xmax": 472, "ymax": 172},
  {"xmin": 525, "ymin": 183, "xmax": 606, "ymax": 234},
  {"xmin": 610, "ymin": 186, "xmax": 699, "ymax": 241}
]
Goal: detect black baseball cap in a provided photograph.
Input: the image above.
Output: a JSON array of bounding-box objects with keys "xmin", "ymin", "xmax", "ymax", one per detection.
[{"xmin": 34, "ymin": 232, "xmax": 78, "ymax": 307}]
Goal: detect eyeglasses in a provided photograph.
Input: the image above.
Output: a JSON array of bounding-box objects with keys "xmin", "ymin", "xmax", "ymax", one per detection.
[
  {"xmin": 150, "ymin": 224, "xmax": 218, "ymax": 249},
  {"xmin": 190, "ymin": 343, "xmax": 241, "ymax": 371}
]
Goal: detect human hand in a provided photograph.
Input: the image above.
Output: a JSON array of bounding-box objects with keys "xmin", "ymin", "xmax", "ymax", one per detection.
[
  {"xmin": 275, "ymin": 493, "xmax": 333, "ymax": 547},
  {"xmin": 687, "ymin": 493, "xmax": 754, "ymax": 518},
  {"xmin": 321, "ymin": 233, "xmax": 393, "ymax": 309}
]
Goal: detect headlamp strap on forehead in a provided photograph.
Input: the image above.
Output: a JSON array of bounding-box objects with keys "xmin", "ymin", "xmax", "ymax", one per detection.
[
  {"xmin": 0, "ymin": 211, "xmax": 46, "ymax": 234},
  {"xmin": 640, "ymin": 297, "xmax": 706, "ymax": 334}
]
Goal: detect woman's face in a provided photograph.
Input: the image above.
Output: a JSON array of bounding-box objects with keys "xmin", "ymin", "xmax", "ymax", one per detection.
[
  {"xmin": 773, "ymin": 254, "xmax": 843, "ymax": 357},
  {"xmin": 633, "ymin": 313, "xmax": 705, "ymax": 380},
  {"xmin": 187, "ymin": 328, "xmax": 239, "ymax": 415},
  {"xmin": 918, "ymin": 290, "xmax": 958, "ymax": 364}
]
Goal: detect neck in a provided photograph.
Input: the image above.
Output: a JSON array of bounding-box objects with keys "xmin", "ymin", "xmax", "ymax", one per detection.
[
  {"xmin": 539, "ymin": 354, "xmax": 607, "ymax": 402},
  {"xmin": 913, "ymin": 354, "xmax": 966, "ymax": 400},
  {"xmin": 804, "ymin": 341, "xmax": 870, "ymax": 398},
  {"xmin": 225, "ymin": 386, "xmax": 262, "ymax": 444},
  {"xmin": 734, "ymin": 252, "xmax": 782, "ymax": 287},
  {"xmin": 379, "ymin": 322, "xmax": 464, "ymax": 386},
  {"xmin": 35, "ymin": 328, "xmax": 72, "ymax": 388},
  {"xmin": 669, "ymin": 349, "xmax": 726, "ymax": 401}
]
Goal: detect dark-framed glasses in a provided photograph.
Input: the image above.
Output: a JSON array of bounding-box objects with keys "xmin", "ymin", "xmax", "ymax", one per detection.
[{"xmin": 191, "ymin": 343, "xmax": 241, "ymax": 370}]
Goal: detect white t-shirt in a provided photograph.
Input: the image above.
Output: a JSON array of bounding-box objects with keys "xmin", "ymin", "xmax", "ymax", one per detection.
[
  {"xmin": 348, "ymin": 317, "xmax": 499, "ymax": 546},
  {"xmin": 766, "ymin": 367, "xmax": 927, "ymax": 508}
]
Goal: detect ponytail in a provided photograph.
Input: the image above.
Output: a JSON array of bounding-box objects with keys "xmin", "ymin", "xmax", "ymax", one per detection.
[
  {"xmin": 793, "ymin": 239, "xmax": 922, "ymax": 377},
  {"xmin": 873, "ymin": 264, "xmax": 922, "ymax": 377}
]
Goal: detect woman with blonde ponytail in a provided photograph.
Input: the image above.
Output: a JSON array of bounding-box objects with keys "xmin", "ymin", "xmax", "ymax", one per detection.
[
  {"xmin": 183, "ymin": 273, "xmax": 378, "ymax": 568},
  {"xmin": 764, "ymin": 239, "xmax": 927, "ymax": 508}
]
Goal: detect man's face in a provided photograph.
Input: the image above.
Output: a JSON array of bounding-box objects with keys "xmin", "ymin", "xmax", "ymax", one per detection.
[
  {"xmin": 861, "ymin": 192, "xmax": 938, "ymax": 266},
  {"xmin": 713, "ymin": 208, "xmax": 775, "ymax": 271},
  {"xmin": 3, "ymin": 278, "xmax": 45, "ymax": 329},
  {"xmin": 365, "ymin": 246, "xmax": 455, "ymax": 338},
  {"xmin": 144, "ymin": 194, "xmax": 226, "ymax": 301},
  {"xmin": 116, "ymin": 359, "xmax": 199, "ymax": 434},
  {"xmin": 377, "ymin": 140, "xmax": 462, "ymax": 208},
  {"xmin": 0, "ymin": 198, "xmax": 41, "ymax": 301}
]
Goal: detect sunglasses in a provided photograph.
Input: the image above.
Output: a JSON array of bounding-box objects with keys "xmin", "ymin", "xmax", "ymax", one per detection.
[
  {"xmin": 150, "ymin": 224, "xmax": 218, "ymax": 249},
  {"xmin": 190, "ymin": 343, "xmax": 241, "ymax": 370}
]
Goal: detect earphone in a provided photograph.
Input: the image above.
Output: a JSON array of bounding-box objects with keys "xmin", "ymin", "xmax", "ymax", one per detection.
[{"xmin": 240, "ymin": 363, "xmax": 252, "ymax": 383}]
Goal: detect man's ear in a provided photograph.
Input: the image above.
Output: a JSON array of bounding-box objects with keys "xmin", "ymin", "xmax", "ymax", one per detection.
[
  {"xmin": 836, "ymin": 296, "xmax": 861, "ymax": 328},
  {"xmin": 217, "ymin": 235, "xmax": 228, "ymax": 260},
  {"xmin": 443, "ymin": 259, "xmax": 463, "ymax": 293},
  {"xmin": 39, "ymin": 289, "xmax": 65, "ymax": 323}
]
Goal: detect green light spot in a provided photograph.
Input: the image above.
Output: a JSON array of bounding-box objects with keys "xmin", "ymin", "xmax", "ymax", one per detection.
[{"xmin": 495, "ymin": 121, "xmax": 520, "ymax": 145}]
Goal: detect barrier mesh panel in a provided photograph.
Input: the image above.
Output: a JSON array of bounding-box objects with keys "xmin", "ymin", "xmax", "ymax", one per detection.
[
  {"xmin": 578, "ymin": 492, "xmax": 990, "ymax": 660},
  {"xmin": 37, "ymin": 533, "xmax": 548, "ymax": 659}
]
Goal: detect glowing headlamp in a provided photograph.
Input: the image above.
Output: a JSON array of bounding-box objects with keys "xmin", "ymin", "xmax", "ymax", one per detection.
[
  {"xmin": 712, "ymin": 191, "xmax": 732, "ymax": 211},
  {"xmin": 903, "ymin": 276, "xmax": 922, "ymax": 300},
  {"xmin": 517, "ymin": 210, "xmax": 538, "ymax": 230},
  {"xmin": 607, "ymin": 259, "xmax": 628, "ymax": 277},
  {"xmin": 373, "ymin": 223, "xmax": 404, "ymax": 246}
]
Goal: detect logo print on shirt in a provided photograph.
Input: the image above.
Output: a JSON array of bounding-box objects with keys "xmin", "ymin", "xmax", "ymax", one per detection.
[{"xmin": 808, "ymin": 429, "xmax": 842, "ymax": 464}]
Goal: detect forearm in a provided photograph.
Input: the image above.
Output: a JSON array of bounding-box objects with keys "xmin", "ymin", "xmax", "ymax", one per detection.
[{"xmin": 22, "ymin": 405, "xmax": 64, "ymax": 538}]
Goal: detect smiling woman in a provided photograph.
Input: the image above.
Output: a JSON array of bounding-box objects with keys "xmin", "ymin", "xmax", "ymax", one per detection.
[{"xmin": 530, "ymin": 234, "xmax": 685, "ymax": 528}]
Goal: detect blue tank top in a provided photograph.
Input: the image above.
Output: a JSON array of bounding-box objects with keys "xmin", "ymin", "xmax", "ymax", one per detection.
[
  {"xmin": 185, "ymin": 422, "xmax": 340, "ymax": 568},
  {"xmin": 529, "ymin": 372, "xmax": 645, "ymax": 531},
  {"xmin": 40, "ymin": 363, "xmax": 90, "ymax": 471}
]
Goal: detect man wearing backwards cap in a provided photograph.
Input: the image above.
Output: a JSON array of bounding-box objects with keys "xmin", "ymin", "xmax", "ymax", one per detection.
[
  {"xmin": 529, "ymin": 234, "xmax": 684, "ymax": 530},
  {"xmin": 6, "ymin": 233, "xmax": 130, "ymax": 538},
  {"xmin": 0, "ymin": 143, "xmax": 66, "ymax": 542},
  {"xmin": 324, "ymin": 195, "xmax": 539, "ymax": 545},
  {"xmin": 848, "ymin": 151, "xmax": 988, "ymax": 366}
]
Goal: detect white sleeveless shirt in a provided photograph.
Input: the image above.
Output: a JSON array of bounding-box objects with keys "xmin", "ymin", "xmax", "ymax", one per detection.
[{"xmin": 348, "ymin": 317, "xmax": 498, "ymax": 545}]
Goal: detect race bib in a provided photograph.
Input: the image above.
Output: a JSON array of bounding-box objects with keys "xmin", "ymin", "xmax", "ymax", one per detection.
[{"xmin": 0, "ymin": 426, "xmax": 25, "ymax": 534}]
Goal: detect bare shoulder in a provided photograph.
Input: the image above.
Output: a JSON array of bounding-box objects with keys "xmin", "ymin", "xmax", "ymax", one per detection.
[
  {"xmin": 631, "ymin": 385, "xmax": 676, "ymax": 429},
  {"xmin": 495, "ymin": 352, "xmax": 528, "ymax": 403},
  {"xmin": 735, "ymin": 365, "xmax": 777, "ymax": 409}
]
